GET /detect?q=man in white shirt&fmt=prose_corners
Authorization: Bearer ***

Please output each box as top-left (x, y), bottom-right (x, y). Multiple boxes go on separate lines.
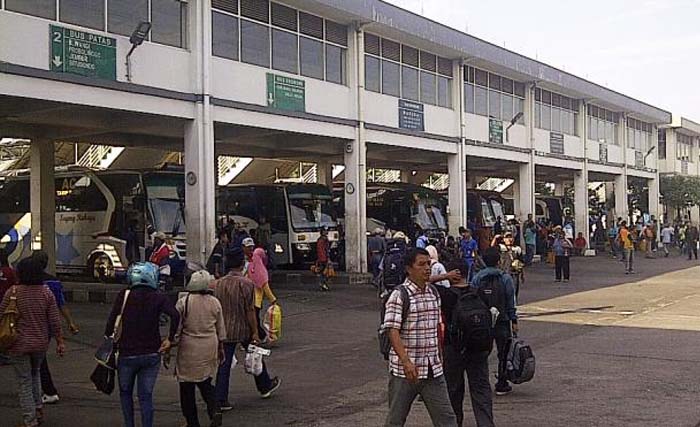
top-left (661, 224), bottom-right (675, 258)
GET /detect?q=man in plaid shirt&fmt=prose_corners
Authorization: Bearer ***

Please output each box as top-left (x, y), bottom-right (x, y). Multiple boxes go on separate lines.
top-left (383, 248), bottom-right (457, 426)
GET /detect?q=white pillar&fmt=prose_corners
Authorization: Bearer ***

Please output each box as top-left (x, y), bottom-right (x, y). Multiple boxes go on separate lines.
top-left (447, 148), bottom-right (467, 237)
top-left (648, 174), bottom-right (660, 224)
top-left (345, 24), bottom-right (367, 273)
top-left (517, 162), bottom-right (535, 222)
top-left (316, 161), bottom-right (333, 187)
top-left (30, 140), bottom-right (56, 274)
top-left (344, 139), bottom-right (367, 273)
top-left (574, 169), bottom-right (589, 244)
top-left (185, 0), bottom-right (216, 265)
top-left (614, 174), bottom-right (628, 223)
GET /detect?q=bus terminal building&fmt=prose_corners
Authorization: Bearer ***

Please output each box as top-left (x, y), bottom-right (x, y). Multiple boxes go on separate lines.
top-left (0, 0), bottom-right (677, 274)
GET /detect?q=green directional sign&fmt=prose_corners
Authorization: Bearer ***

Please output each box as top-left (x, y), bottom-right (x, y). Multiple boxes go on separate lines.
top-left (266, 73), bottom-right (305, 112)
top-left (50, 25), bottom-right (117, 80)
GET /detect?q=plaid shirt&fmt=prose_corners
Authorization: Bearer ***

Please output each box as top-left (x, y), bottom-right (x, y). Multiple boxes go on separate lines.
top-left (383, 280), bottom-right (443, 379)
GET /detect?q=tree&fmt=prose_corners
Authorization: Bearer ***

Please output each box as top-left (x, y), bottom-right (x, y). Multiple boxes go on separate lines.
top-left (660, 175), bottom-right (700, 219)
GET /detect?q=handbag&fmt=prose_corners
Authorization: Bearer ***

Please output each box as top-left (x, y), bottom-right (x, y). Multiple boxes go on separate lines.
top-left (90, 363), bottom-right (115, 395)
top-left (95, 290), bottom-right (130, 369)
top-left (0, 286), bottom-right (19, 352)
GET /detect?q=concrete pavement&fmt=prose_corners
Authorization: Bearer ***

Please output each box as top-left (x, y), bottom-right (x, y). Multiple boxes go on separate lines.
top-left (2, 254), bottom-right (700, 426)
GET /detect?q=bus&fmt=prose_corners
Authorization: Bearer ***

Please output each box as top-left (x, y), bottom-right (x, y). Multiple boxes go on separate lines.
top-left (0, 166), bottom-right (186, 281)
top-left (217, 183), bottom-right (339, 267)
top-left (334, 183), bottom-right (448, 239)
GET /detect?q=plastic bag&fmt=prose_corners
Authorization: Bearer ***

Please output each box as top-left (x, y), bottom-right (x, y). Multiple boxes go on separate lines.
top-left (244, 344), bottom-right (270, 376)
top-left (263, 304), bottom-right (283, 343)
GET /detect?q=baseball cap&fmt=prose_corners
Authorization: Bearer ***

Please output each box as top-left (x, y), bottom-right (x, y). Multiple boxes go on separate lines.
top-left (242, 237), bottom-right (255, 247)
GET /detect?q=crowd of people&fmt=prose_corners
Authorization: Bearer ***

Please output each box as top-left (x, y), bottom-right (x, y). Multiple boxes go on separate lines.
top-left (1, 235), bottom-right (282, 427)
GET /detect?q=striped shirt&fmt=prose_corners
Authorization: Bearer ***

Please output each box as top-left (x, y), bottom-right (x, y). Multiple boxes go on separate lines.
top-left (212, 271), bottom-right (254, 343)
top-left (0, 285), bottom-right (62, 355)
top-left (383, 280), bottom-right (443, 379)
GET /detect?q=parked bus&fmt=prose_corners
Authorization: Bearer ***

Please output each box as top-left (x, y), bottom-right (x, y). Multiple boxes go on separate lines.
top-left (334, 183), bottom-right (448, 240)
top-left (217, 183), bottom-right (339, 267)
top-left (0, 166), bottom-right (186, 281)
top-left (502, 195), bottom-right (564, 225)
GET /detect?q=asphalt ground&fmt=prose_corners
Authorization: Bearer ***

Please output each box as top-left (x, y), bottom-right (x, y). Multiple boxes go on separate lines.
top-left (2, 250), bottom-right (700, 426)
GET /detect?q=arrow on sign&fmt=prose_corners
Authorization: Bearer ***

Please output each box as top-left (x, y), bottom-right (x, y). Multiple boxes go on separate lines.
top-left (52, 56), bottom-right (63, 68)
top-left (267, 92), bottom-right (275, 106)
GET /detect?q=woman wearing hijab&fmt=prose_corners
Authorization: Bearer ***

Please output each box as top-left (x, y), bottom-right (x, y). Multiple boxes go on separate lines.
top-left (172, 270), bottom-right (225, 427)
top-left (426, 245), bottom-right (460, 288)
top-left (248, 246), bottom-right (277, 342)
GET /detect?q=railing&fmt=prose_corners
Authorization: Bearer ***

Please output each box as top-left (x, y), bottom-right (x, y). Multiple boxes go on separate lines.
top-left (478, 177), bottom-right (514, 193)
top-left (77, 145), bottom-right (124, 169)
top-left (217, 155), bottom-right (253, 186)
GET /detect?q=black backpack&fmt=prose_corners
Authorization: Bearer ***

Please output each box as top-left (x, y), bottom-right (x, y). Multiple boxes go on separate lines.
top-left (476, 274), bottom-right (507, 323)
top-left (449, 288), bottom-right (494, 354)
top-left (381, 239), bottom-right (407, 289)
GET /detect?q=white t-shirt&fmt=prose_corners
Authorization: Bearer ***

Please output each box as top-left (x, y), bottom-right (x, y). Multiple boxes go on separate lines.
top-left (661, 227), bottom-right (674, 244)
top-left (431, 261), bottom-right (450, 288)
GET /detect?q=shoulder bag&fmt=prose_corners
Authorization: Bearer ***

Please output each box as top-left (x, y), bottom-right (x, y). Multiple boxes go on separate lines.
top-left (94, 290), bottom-right (130, 369)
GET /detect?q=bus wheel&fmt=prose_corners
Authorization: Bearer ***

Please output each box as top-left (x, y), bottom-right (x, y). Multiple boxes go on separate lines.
top-left (91, 254), bottom-right (114, 283)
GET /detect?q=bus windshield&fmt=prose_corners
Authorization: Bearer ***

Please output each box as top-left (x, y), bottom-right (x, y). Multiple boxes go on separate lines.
top-left (144, 174), bottom-right (186, 236)
top-left (414, 201), bottom-right (447, 231)
top-left (288, 194), bottom-right (336, 231)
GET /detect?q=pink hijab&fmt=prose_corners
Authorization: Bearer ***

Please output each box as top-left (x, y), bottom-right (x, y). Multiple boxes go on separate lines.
top-left (248, 247), bottom-right (269, 289)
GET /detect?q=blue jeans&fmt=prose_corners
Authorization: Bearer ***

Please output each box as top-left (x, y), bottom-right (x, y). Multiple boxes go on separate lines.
top-left (215, 342), bottom-right (273, 403)
top-left (10, 352), bottom-right (44, 427)
top-left (117, 353), bottom-right (161, 427)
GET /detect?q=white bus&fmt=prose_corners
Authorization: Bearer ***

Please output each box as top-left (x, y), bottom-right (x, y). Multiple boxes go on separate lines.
top-left (0, 166), bottom-right (186, 281)
top-left (217, 183), bottom-right (339, 267)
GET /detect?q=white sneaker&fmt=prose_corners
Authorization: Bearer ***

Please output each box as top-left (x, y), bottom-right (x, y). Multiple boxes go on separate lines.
top-left (42, 394), bottom-right (60, 404)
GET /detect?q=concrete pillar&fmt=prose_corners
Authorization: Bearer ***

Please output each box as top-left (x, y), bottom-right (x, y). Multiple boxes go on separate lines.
top-left (399, 170), bottom-right (410, 183)
top-left (345, 24), bottom-right (367, 273)
top-left (30, 140), bottom-right (56, 274)
top-left (648, 174), bottom-right (660, 225)
top-left (184, 0), bottom-right (216, 265)
top-left (614, 173), bottom-right (628, 223)
top-left (447, 147), bottom-right (467, 236)
top-left (316, 161), bottom-right (333, 188)
top-left (574, 169), bottom-right (589, 244)
top-left (517, 162), bottom-right (535, 222)
top-left (344, 139), bottom-right (367, 273)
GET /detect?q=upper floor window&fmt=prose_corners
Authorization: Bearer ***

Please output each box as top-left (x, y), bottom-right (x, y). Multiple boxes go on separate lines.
top-left (211, 0), bottom-right (348, 85)
top-left (464, 66), bottom-right (525, 124)
top-left (627, 118), bottom-right (653, 153)
top-left (535, 88), bottom-right (578, 136)
top-left (587, 105), bottom-right (619, 145)
top-left (364, 33), bottom-right (453, 108)
top-left (677, 132), bottom-right (694, 162)
top-left (658, 129), bottom-right (666, 160)
top-left (3, 0), bottom-right (188, 48)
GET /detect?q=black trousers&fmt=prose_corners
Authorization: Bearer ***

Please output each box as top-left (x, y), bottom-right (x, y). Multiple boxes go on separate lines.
top-left (688, 241), bottom-right (698, 259)
top-left (494, 322), bottom-right (512, 390)
top-left (255, 306), bottom-right (267, 341)
top-left (40, 357), bottom-right (58, 396)
top-left (443, 345), bottom-right (494, 427)
top-left (179, 378), bottom-right (218, 427)
top-left (554, 255), bottom-right (570, 280)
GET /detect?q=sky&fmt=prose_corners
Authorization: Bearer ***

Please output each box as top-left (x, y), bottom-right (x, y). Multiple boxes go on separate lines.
top-left (386, 0), bottom-right (700, 121)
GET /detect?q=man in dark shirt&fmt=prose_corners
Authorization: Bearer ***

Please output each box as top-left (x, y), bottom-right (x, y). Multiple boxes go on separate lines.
top-left (367, 228), bottom-right (386, 285)
top-left (207, 229), bottom-right (230, 278)
top-left (438, 260), bottom-right (494, 427)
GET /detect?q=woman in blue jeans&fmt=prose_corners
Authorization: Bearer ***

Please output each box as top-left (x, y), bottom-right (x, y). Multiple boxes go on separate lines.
top-left (104, 262), bottom-right (180, 427)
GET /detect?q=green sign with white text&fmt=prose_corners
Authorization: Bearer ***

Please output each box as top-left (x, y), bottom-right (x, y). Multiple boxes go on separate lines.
top-left (50, 25), bottom-right (117, 80)
top-left (266, 73), bottom-right (305, 112)
top-left (489, 118), bottom-right (503, 144)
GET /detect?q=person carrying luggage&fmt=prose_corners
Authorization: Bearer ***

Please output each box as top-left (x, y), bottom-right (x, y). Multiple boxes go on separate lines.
top-left (470, 247), bottom-right (518, 396)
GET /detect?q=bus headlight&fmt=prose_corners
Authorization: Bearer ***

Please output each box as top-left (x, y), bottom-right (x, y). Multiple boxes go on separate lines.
top-left (295, 243), bottom-right (311, 251)
top-left (274, 244), bottom-right (284, 254)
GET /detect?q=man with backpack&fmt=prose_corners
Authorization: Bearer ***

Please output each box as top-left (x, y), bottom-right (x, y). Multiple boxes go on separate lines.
top-left (383, 248), bottom-right (457, 426)
top-left (470, 247), bottom-right (518, 396)
top-left (438, 260), bottom-right (495, 427)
